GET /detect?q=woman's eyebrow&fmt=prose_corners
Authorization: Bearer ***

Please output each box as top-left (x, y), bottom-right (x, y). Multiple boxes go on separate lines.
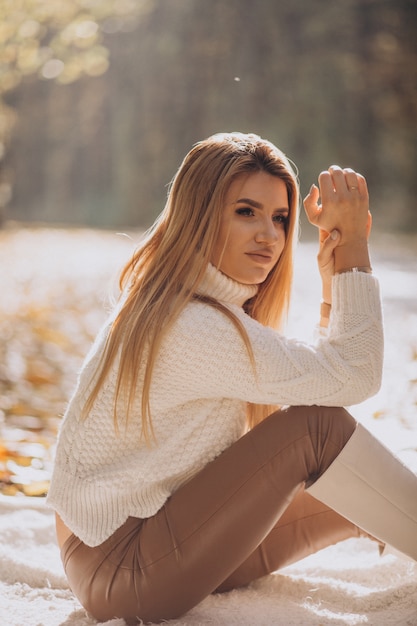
top-left (236, 197), bottom-right (289, 212)
top-left (236, 197), bottom-right (263, 208)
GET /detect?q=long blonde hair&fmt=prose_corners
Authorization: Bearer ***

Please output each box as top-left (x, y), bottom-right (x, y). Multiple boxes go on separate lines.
top-left (83, 132), bottom-right (299, 440)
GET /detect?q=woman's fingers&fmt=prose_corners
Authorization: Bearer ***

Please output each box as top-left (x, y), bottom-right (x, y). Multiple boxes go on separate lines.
top-left (357, 172), bottom-right (369, 199)
top-left (304, 165), bottom-right (370, 237)
top-left (323, 166), bottom-right (368, 199)
top-left (318, 228), bottom-right (340, 265)
top-left (317, 170), bottom-right (335, 203)
top-left (341, 167), bottom-right (359, 193)
top-left (366, 210), bottom-right (372, 239)
top-left (321, 166), bottom-right (357, 195)
top-left (317, 229), bottom-right (340, 302)
top-left (303, 183), bottom-right (321, 226)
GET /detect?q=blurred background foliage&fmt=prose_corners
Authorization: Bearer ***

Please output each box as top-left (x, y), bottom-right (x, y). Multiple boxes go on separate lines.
top-left (0, 0), bottom-right (416, 496)
top-left (0, 0), bottom-right (416, 232)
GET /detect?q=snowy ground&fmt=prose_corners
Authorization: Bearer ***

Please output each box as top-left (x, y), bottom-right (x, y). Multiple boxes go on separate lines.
top-left (0, 227), bottom-right (416, 626)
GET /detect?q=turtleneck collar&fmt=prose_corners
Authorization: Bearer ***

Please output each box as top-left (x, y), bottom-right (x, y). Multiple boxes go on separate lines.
top-left (197, 263), bottom-right (258, 308)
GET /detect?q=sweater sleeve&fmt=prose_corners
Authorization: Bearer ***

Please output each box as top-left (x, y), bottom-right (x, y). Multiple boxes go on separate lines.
top-left (152, 272), bottom-right (383, 409)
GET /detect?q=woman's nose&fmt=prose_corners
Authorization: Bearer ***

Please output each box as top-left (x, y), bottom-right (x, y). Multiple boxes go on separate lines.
top-left (255, 219), bottom-right (279, 243)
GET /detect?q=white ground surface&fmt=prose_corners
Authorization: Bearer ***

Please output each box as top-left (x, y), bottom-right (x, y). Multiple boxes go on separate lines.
top-left (0, 228), bottom-right (416, 626)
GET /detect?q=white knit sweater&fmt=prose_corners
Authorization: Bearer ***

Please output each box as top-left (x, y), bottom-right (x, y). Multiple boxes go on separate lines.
top-left (47, 264), bottom-right (383, 547)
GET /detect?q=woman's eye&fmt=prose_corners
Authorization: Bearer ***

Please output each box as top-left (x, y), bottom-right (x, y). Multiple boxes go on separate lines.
top-left (273, 214), bottom-right (289, 225)
top-left (236, 207), bottom-right (254, 217)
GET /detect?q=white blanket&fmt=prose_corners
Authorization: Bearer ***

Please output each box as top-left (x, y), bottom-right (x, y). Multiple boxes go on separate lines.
top-left (0, 494), bottom-right (416, 625)
top-left (1, 232), bottom-right (416, 625)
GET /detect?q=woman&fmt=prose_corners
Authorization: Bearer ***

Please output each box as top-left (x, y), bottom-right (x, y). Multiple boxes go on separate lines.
top-left (47, 132), bottom-right (417, 624)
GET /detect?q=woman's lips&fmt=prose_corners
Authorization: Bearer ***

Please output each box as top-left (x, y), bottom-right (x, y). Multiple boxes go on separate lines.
top-left (245, 252), bottom-right (274, 265)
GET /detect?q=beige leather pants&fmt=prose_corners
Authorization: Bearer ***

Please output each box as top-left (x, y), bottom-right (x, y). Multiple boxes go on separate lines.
top-left (61, 406), bottom-right (362, 624)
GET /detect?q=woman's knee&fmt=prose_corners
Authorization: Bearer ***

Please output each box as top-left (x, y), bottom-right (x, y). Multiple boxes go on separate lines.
top-left (289, 406), bottom-right (357, 481)
top-left (280, 405), bottom-right (356, 434)
top-left (252, 405), bottom-right (356, 453)
top-left (313, 405), bottom-right (356, 441)
top-left (275, 405), bottom-right (357, 471)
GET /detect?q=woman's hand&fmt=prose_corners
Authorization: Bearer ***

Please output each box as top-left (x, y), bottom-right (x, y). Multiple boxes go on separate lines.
top-left (317, 228), bottom-right (340, 304)
top-left (304, 166), bottom-right (370, 240)
top-left (304, 166), bottom-right (372, 276)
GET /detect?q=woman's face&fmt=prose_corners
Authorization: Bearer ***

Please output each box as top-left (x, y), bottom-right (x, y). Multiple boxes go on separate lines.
top-left (211, 171), bottom-right (289, 285)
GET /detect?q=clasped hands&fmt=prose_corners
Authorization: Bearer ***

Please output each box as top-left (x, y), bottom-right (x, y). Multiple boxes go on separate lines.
top-left (304, 165), bottom-right (372, 305)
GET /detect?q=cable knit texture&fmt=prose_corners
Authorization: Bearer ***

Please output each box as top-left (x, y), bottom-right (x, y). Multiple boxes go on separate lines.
top-left (47, 264), bottom-right (383, 546)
